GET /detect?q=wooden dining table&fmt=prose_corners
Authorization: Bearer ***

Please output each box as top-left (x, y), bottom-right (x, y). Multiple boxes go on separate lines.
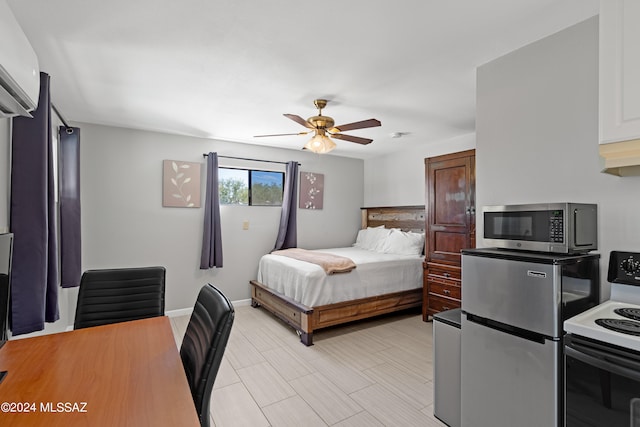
top-left (0, 316), bottom-right (200, 426)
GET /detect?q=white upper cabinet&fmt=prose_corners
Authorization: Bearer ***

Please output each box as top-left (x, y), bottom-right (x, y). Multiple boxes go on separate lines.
top-left (600, 0), bottom-right (640, 144)
top-left (599, 0), bottom-right (640, 176)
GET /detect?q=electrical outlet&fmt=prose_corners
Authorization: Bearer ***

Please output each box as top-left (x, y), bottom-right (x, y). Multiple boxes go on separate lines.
top-left (242, 221), bottom-right (249, 230)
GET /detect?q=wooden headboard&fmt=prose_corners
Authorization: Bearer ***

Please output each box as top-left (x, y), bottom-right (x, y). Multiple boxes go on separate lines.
top-left (361, 206), bottom-right (426, 233)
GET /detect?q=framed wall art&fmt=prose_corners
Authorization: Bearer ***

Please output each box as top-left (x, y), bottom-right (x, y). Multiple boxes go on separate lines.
top-left (162, 160), bottom-right (201, 208)
top-left (299, 171), bottom-right (324, 210)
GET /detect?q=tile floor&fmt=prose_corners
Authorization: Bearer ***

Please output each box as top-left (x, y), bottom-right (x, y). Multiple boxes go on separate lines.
top-left (170, 305), bottom-right (446, 427)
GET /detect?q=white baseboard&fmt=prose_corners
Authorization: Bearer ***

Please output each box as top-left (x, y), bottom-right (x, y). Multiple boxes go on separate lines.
top-left (165, 307), bottom-right (194, 318)
top-left (165, 298), bottom-right (252, 318)
top-left (233, 298), bottom-right (252, 307)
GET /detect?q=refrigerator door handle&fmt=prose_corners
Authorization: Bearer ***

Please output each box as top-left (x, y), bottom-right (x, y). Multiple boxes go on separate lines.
top-left (465, 312), bottom-right (548, 344)
top-left (565, 344), bottom-right (640, 382)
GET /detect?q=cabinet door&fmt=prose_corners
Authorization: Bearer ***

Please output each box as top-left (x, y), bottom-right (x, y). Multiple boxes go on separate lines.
top-left (600, 0), bottom-right (640, 144)
top-left (426, 151), bottom-right (475, 265)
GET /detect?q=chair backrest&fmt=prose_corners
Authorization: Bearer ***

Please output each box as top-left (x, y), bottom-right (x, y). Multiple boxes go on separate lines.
top-left (180, 284), bottom-right (234, 427)
top-left (74, 266), bottom-right (166, 330)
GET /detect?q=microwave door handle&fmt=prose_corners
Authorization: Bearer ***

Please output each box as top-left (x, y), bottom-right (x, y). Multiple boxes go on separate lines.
top-left (565, 345), bottom-right (640, 382)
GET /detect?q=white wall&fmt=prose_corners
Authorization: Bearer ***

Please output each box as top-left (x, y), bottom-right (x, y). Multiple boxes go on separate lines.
top-left (79, 123), bottom-right (364, 315)
top-left (476, 16), bottom-right (640, 299)
top-left (363, 133), bottom-right (475, 207)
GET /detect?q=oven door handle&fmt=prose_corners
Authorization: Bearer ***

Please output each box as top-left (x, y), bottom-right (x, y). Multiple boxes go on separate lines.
top-left (565, 345), bottom-right (640, 382)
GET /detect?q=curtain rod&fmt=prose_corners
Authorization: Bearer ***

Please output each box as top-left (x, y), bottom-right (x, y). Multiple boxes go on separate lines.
top-left (202, 153), bottom-right (300, 166)
top-left (52, 103), bottom-right (74, 133)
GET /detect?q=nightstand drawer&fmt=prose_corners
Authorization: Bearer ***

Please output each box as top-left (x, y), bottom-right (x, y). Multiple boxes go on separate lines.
top-left (428, 295), bottom-right (460, 313)
top-left (426, 263), bottom-right (461, 281)
top-left (427, 274), bottom-right (460, 288)
top-left (428, 280), bottom-right (461, 300)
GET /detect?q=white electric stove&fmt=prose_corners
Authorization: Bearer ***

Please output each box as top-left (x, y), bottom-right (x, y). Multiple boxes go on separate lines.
top-left (564, 300), bottom-right (640, 352)
top-left (563, 251), bottom-right (640, 427)
top-left (564, 251), bottom-right (640, 352)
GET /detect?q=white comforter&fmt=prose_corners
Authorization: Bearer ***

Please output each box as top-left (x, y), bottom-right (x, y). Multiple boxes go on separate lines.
top-left (257, 247), bottom-right (422, 307)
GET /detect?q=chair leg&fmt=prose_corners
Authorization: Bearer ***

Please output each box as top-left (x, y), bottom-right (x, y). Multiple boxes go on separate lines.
top-left (199, 409), bottom-right (211, 427)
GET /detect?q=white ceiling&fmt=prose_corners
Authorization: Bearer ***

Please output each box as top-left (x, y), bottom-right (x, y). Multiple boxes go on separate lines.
top-left (8, 0), bottom-right (598, 159)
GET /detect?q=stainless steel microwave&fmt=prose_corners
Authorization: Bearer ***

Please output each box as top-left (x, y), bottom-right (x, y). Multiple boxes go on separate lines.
top-left (483, 203), bottom-right (597, 253)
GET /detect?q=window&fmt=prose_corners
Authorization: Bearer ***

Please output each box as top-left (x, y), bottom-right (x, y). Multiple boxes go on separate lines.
top-left (218, 167), bottom-right (284, 206)
top-left (251, 170), bottom-right (284, 206)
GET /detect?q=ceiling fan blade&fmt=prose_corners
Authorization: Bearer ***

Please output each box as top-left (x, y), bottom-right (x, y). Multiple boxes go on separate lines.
top-left (331, 133), bottom-right (373, 145)
top-left (330, 118), bottom-right (381, 132)
top-left (254, 131), bottom-right (310, 137)
top-left (283, 114), bottom-right (315, 129)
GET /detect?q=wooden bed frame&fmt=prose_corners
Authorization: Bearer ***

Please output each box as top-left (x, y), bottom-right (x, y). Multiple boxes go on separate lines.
top-left (250, 206), bottom-right (426, 346)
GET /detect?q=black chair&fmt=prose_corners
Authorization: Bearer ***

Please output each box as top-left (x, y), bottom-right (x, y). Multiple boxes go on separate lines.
top-left (180, 284), bottom-right (234, 427)
top-left (73, 266), bottom-right (166, 330)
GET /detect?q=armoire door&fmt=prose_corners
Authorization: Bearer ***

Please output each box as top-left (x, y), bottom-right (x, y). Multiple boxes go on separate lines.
top-left (426, 150), bottom-right (475, 265)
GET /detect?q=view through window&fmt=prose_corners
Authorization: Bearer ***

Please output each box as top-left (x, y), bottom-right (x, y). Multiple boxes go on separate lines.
top-left (218, 168), bottom-right (284, 206)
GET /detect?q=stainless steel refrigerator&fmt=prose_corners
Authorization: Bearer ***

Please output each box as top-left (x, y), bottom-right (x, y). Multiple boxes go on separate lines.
top-left (460, 248), bottom-right (599, 427)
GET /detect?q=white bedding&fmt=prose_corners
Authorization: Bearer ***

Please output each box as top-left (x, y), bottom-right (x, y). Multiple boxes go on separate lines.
top-left (256, 247), bottom-right (423, 307)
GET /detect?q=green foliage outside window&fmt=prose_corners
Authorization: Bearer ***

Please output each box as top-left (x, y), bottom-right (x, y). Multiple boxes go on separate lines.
top-left (218, 168), bottom-right (283, 206)
top-left (219, 177), bottom-right (248, 205)
top-left (250, 170), bottom-right (283, 206)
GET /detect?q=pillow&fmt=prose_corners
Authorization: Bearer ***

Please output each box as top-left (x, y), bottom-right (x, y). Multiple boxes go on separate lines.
top-left (354, 226), bottom-right (383, 247)
top-left (353, 228), bottom-right (369, 248)
top-left (380, 229), bottom-right (425, 255)
top-left (354, 227), bottom-right (391, 251)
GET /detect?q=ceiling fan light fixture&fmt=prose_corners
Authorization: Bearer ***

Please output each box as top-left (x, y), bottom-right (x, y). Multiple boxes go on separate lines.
top-left (258, 99), bottom-right (380, 151)
top-left (304, 133), bottom-right (336, 154)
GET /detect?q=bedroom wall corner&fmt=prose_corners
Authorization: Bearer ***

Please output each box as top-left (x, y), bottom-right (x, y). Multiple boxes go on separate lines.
top-left (363, 132), bottom-right (475, 207)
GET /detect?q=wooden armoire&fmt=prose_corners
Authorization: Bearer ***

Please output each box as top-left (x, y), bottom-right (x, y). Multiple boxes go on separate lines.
top-left (422, 149), bottom-right (476, 321)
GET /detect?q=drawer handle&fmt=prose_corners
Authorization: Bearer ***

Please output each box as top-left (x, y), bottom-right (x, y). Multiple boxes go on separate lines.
top-left (443, 272), bottom-right (450, 278)
top-left (443, 289), bottom-right (451, 295)
top-left (442, 306), bottom-right (450, 311)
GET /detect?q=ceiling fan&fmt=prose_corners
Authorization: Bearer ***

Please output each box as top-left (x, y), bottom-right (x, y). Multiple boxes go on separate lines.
top-left (254, 99), bottom-right (381, 153)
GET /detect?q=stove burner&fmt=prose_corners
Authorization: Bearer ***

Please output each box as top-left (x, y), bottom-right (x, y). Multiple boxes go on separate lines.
top-left (614, 307), bottom-right (640, 321)
top-left (595, 318), bottom-right (640, 336)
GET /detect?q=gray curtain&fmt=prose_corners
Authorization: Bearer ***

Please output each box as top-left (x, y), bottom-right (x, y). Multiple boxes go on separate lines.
top-left (200, 152), bottom-right (223, 269)
top-left (273, 161), bottom-right (298, 250)
top-left (10, 72), bottom-right (59, 335)
top-left (59, 126), bottom-right (82, 288)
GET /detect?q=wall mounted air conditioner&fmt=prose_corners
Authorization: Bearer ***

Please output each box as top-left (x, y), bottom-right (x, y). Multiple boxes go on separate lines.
top-left (0, 0), bottom-right (40, 118)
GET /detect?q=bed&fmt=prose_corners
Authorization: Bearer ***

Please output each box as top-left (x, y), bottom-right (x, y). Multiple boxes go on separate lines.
top-left (250, 206), bottom-right (425, 345)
